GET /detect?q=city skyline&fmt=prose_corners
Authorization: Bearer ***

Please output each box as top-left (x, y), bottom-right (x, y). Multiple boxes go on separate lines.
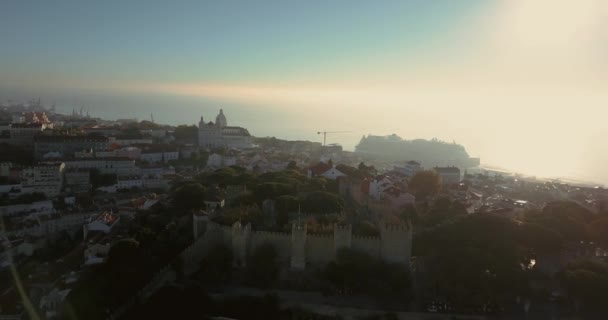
top-left (2, 0), bottom-right (608, 183)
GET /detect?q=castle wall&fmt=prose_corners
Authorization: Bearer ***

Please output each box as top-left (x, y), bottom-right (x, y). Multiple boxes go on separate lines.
top-left (192, 219), bottom-right (412, 271)
top-left (380, 224), bottom-right (413, 266)
top-left (249, 231), bottom-right (292, 263)
top-left (352, 236), bottom-right (381, 259)
top-left (333, 224), bottom-right (352, 254)
top-left (306, 234), bottom-right (334, 266)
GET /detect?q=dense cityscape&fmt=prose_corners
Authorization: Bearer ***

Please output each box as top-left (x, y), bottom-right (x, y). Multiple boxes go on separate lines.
top-left (0, 100), bottom-right (607, 319)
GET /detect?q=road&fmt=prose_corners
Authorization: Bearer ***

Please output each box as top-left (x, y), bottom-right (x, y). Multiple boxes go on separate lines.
top-left (212, 286), bottom-right (486, 320)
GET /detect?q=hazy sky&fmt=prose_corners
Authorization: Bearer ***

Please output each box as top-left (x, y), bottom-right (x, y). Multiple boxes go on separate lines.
top-left (1, 0), bottom-right (608, 183)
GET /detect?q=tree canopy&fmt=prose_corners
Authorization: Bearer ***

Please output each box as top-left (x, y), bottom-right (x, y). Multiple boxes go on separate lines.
top-left (172, 182), bottom-right (206, 213)
top-left (301, 191), bottom-right (344, 214)
top-left (409, 170), bottom-right (441, 198)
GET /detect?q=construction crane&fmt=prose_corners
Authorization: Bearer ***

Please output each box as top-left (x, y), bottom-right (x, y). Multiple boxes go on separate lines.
top-left (317, 131), bottom-right (351, 146)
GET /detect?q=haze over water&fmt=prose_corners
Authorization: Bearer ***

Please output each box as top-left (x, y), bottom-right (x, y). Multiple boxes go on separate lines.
top-left (2, 0), bottom-right (608, 184)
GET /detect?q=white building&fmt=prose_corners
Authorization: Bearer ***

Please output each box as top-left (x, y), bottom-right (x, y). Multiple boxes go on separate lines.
top-left (116, 174), bottom-right (169, 191)
top-left (9, 123), bottom-right (46, 145)
top-left (75, 147), bottom-right (142, 160)
top-left (320, 166), bottom-right (347, 181)
top-left (198, 109), bottom-right (253, 149)
top-left (64, 169), bottom-right (91, 193)
top-left (108, 137), bottom-right (153, 146)
top-left (116, 175), bottom-right (144, 190)
top-left (140, 150), bottom-right (179, 164)
top-left (84, 241), bottom-right (111, 265)
top-left (0, 183), bottom-right (24, 198)
top-left (369, 176), bottom-right (396, 200)
top-left (0, 162), bottom-right (13, 176)
top-left (83, 211), bottom-right (120, 237)
top-left (206, 153), bottom-right (237, 168)
top-left (0, 200), bottom-right (55, 217)
top-left (59, 158), bottom-right (137, 174)
top-left (20, 163), bottom-right (65, 198)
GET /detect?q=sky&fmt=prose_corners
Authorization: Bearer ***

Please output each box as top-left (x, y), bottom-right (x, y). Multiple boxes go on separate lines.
top-left (1, 0), bottom-right (608, 183)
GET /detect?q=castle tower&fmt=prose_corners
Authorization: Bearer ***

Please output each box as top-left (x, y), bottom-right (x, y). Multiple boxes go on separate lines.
top-left (192, 212), bottom-right (209, 240)
top-left (215, 109), bottom-right (227, 128)
top-left (231, 221), bottom-right (251, 267)
top-left (380, 221), bottom-right (413, 268)
top-left (333, 224), bottom-right (352, 256)
top-left (290, 220), bottom-right (307, 269)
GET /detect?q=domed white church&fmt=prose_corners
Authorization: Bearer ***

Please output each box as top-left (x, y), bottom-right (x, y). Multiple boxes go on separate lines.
top-left (198, 109), bottom-right (253, 149)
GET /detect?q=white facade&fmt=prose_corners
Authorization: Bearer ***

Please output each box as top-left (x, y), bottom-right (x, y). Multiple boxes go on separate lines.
top-left (140, 151), bottom-right (178, 163)
top-left (60, 158), bottom-right (137, 174)
top-left (369, 176), bottom-right (395, 200)
top-left (20, 163), bottom-right (65, 198)
top-left (108, 137), bottom-right (153, 146)
top-left (0, 183), bottom-right (24, 198)
top-left (140, 152), bottom-right (163, 163)
top-left (84, 242), bottom-right (111, 265)
top-left (320, 167), bottom-right (346, 180)
top-left (206, 153), bottom-right (237, 168)
top-left (198, 109), bottom-right (253, 149)
top-left (76, 147), bottom-right (142, 160)
top-left (116, 174), bottom-right (169, 190)
top-left (117, 175), bottom-right (144, 189)
top-left (0, 162), bottom-right (13, 176)
top-left (0, 200), bottom-right (55, 217)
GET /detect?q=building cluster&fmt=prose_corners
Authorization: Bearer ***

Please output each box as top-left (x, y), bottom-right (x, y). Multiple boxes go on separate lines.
top-left (5, 100), bottom-right (608, 319)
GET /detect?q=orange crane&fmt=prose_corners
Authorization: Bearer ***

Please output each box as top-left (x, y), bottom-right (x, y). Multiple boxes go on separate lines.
top-left (317, 131), bottom-right (351, 146)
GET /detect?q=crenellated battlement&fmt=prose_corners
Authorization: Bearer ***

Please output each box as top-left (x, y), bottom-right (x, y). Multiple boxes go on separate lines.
top-left (307, 233), bottom-right (332, 239)
top-left (334, 224), bottom-right (353, 231)
top-left (252, 230), bottom-right (291, 238)
top-left (353, 235), bottom-right (380, 241)
top-left (193, 216), bottom-right (412, 270)
top-left (380, 222), bottom-right (412, 232)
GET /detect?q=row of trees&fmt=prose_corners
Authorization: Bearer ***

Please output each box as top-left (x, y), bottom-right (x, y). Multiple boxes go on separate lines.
top-left (172, 167), bottom-right (346, 218)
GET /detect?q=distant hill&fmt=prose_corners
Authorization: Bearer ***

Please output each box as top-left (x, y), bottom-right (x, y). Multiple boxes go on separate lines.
top-left (254, 137), bottom-right (322, 152)
top-left (355, 134), bottom-right (479, 168)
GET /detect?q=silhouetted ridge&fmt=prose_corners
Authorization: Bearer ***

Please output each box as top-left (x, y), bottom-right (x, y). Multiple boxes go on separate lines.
top-left (355, 134), bottom-right (477, 167)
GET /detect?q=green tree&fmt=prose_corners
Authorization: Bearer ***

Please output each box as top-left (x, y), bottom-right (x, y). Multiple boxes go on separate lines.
top-left (172, 182), bottom-right (206, 213)
top-left (107, 238), bottom-right (140, 273)
top-left (301, 191), bottom-right (344, 214)
top-left (322, 248), bottom-right (410, 298)
top-left (558, 260), bottom-right (608, 313)
top-left (90, 169), bottom-right (117, 188)
top-left (409, 170), bottom-right (441, 198)
top-left (275, 195), bottom-right (299, 228)
top-left (174, 124), bottom-right (198, 142)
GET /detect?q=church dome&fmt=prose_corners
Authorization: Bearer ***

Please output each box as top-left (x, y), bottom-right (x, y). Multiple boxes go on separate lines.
top-left (215, 109), bottom-right (227, 128)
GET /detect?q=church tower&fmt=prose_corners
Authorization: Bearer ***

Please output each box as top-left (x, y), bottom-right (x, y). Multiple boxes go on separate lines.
top-left (216, 109), bottom-right (227, 128)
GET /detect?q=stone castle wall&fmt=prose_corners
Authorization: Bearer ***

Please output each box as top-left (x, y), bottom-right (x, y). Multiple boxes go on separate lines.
top-left (352, 235), bottom-right (381, 259)
top-left (306, 234), bottom-right (334, 265)
top-left (249, 230), bottom-right (292, 262)
top-left (190, 216), bottom-right (412, 270)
